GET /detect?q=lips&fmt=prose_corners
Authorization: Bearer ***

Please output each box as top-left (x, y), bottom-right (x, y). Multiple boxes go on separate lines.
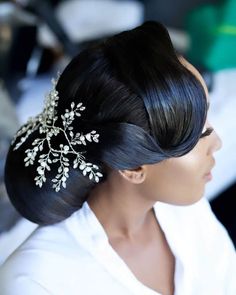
top-left (204, 172), bottom-right (213, 181)
top-left (203, 160), bottom-right (215, 181)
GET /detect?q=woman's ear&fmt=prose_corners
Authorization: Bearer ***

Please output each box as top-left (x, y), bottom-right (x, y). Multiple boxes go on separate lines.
top-left (118, 166), bottom-right (146, 184)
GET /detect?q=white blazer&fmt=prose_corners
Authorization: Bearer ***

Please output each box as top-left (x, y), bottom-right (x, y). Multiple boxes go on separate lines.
top-left (0, 197), bottom-right (235, 295)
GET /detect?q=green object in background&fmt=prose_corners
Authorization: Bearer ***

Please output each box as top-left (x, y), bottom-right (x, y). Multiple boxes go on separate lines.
top-left (186, 0), bottom-right (236, 71)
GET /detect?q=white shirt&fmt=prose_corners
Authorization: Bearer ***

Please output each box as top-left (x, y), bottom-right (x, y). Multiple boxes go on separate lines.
top-left (0, 197), bottom-right (235, 295)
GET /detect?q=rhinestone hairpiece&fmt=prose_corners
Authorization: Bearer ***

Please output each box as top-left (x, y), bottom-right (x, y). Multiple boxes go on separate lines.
top-left (12, 77), bottom-right (103, 192)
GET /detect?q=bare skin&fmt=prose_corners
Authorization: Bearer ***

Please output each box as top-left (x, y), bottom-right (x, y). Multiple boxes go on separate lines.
top-left (87, 179), bottom-right (175, 294)
top-left (87, 61), bottom-right (222, 295)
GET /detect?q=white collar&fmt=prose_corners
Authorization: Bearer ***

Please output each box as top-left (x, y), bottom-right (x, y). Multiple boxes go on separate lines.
top-left (67, 201), bottom-right (164, 295)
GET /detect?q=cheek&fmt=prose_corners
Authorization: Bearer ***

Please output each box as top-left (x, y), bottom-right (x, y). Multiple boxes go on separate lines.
top-left (152, 151), bottom-right (206, 205)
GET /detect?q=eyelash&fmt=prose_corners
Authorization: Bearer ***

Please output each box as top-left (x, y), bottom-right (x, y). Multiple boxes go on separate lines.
top-left (200, 127), bottom-right (214, 138)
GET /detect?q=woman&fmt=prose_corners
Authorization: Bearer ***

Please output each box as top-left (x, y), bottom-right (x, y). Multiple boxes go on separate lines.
top-left (0, 21), bottom-right (235, 295)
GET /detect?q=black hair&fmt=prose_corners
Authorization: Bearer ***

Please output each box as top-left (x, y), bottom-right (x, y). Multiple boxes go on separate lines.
top-left (4, 21), bottom-right (208, 225)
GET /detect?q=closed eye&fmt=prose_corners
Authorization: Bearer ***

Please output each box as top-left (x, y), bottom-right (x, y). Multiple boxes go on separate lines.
top-left (200, 127), bottom-right (214, 138)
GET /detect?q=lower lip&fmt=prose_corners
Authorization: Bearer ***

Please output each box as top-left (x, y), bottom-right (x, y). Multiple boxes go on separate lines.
top-left (204, 172), bottom-right (213, 182)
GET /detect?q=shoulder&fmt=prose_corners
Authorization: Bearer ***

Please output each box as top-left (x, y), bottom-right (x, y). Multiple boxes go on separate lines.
top-left (154, 197), bottom-right (236, 292)
top-left (154, 197), bottom-right (235, 251)
top-left (0, 211), bottom-right (96, 294)
top-left (0, 269), bottom-right (52, 295)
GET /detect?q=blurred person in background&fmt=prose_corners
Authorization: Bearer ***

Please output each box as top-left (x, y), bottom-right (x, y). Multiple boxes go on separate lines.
top-left (0, 81), bottom-right (20, 233)
top-left (0, 21), bottom-right (235, 295)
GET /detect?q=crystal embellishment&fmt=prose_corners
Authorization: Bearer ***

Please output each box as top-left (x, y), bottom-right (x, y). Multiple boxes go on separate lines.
top-left (12, 77), bottom-right (103, 192)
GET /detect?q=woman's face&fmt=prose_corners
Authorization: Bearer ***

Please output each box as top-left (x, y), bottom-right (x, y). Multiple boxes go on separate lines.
top-left (144, 63), bottom-right (222, 205)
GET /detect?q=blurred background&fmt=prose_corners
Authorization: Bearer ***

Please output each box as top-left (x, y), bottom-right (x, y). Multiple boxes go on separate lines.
top-left (0, 0), bottom-right (235, 264)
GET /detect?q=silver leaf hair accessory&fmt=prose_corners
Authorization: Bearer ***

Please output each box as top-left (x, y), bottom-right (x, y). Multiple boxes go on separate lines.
top-left (12, 77), bottom-right (103, 192)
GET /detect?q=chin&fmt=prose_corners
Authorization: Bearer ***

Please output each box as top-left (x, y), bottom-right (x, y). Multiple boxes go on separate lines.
top-left (180, 191), bottom-right (205, 206)
top-left (163, 192), bottom-right (204, 206)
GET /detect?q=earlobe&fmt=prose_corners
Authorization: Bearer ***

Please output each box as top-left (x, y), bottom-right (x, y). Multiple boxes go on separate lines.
top-left (118, 166), bottom-right (146, 184)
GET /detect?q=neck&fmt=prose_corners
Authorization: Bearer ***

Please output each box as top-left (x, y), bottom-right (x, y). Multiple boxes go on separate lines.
top-left (87, 171), bottom-right (155, 240)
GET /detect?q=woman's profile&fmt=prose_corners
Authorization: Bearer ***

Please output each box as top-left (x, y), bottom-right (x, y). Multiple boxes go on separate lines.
top-left (0, 21), bottom-right (235, 295)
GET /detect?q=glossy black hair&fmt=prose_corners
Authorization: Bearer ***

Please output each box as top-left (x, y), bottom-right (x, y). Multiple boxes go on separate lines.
top-left (5, 21), bottom-right (208, 225)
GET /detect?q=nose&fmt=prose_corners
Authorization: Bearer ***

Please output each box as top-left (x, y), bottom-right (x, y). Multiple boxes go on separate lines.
top-left (210, 130), bottom-right (222, 154)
